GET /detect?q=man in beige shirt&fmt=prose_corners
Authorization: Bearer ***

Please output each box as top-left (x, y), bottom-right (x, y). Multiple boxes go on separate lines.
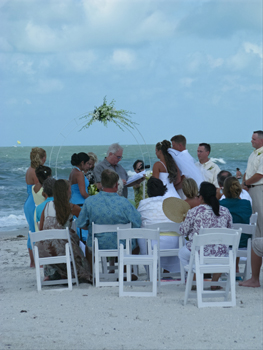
top-left (243, 130), bottom-right (263, 238)
top-left (195, 143), bottom-right (220, 187)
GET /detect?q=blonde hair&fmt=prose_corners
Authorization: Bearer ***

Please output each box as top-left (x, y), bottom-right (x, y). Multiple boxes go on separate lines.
top-left (87, 152), bottom-right (98, 164)
top-left (182, 178), bottom-right (198, 199)
top-left (223, 177), bottom-right (241, 198)
top-left (30, 147), bottom-right (46, 169)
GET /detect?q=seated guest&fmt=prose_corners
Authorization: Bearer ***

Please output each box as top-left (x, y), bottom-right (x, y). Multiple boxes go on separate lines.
top-left (239, 237), bottom-right (263, 288)
top-left (137, 177), bottom-right (181, 273)
top-left (34, 177), bottom-right (56, 231)
top-left (216, 170), bottom-right (252, 205)
top-left (94, 143), bottom-right (129, 197)
top-left (85, 152), bottom-right (98, 185)
top-left (220, 176), bottom-right (252, 248)
top-left (76, 169), bottom-right (141, 268)
top-left (182, 178), bottom-right (201, 209)
top-left (38, 179), bottom-right (92, 283)
top-left (178, 182), bottom-right (232, 285)
top-left (133, 159), bottom-right (148, 208)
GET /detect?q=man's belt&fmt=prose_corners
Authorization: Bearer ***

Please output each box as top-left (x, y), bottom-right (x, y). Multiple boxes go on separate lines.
top-left (246, 184), bottom-right (263, 188)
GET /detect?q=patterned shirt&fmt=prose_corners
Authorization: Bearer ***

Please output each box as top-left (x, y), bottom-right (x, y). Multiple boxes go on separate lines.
top-left (76, 191), bottom-right (141, 249)
top-left (180, 204), bottom-right (233, 256)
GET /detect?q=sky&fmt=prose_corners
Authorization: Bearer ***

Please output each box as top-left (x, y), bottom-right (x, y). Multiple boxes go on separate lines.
top-left (0, 0), bottom-right (262, 147)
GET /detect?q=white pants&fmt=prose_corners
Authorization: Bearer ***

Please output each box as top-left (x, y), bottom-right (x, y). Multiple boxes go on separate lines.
top-left (138, 236), bottom-right (180, 273)
top-left (178, 245), bottom-right (191, 267)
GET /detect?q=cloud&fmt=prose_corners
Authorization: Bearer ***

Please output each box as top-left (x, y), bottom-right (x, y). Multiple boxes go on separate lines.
top-left (178, 0), bottom-right (262, 38)
top-left (110, 49), bottom-right (136, 69)
top-left (243, 42), bottom-right (263, 59)
top-left (180, 78), bottom-right (195, 87)
top-left (36, 79), bottom-right (63, 94)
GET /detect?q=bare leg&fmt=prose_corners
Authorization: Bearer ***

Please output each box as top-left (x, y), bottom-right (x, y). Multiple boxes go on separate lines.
top-left (211, 273), bottom-right (222, 290)
top-left (28, 248), bottom-right (35, 268)
top-left (236, 257), bottom-right (240, 273)
top-left (239, 249), bottom-right (262, 287)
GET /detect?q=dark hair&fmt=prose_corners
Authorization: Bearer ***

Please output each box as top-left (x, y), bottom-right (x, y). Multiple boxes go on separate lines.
top-left (147, 176), bottom-right (167, 198)
top-left (253, 130), bottom-right (263, 139)
top-left (217, 170), bottom-right (232, 187)
top-left (133, 159), bottom-right (144, 171)
top-left (156, 140), bottom-right (177, 183)
top-left (42, 177), bottom-right (56, 197)
top-left (199, 182), bottom-right (220, 216)
top-left (170, 135), bottom-right (186, 147)
top-left (223, 177), bottom-right (242, 199)
top-left (101, 169), bottom-right (119, 188)
top-left (71, 152), bottom-right (89, 166)
top-left (236, 168), bottom-right (240, 171)
top-left (35, 165), bottom-right (52, 185)
top-left (53, 180), bottom-right (71, 226)
top-left (199, 143), bottom-right (211, 153)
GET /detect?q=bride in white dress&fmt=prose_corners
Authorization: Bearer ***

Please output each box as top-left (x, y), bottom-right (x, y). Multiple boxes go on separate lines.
top-left (152, 140), bottom-right (181, 199)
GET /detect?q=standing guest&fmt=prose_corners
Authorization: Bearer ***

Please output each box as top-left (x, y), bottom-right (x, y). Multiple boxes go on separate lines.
top-left (34, 177), bottom-right (56, 231)
top-left (195, 143), bottom-right (220, 187)
top-left (32, 165), bottom-right (52, 230)
top-left (182, 178), bottom-right (201, 209)
top-left (85, 152), bottom-right (98, 185)
top-left (24, 147), bottom-right (46, 267)
top-left (217, 170), bottom-right (252, 205)
top-left (137, 177), bottom-right (181, 273)
top-left (169, 135), bottom-right (204, 189)
top-left (239, 237), bottom-right (263, 288)
top-left (178, 182), bottom-right (232, 286)
top-left (94, 143), bottom-right (129, 198)
top-left (69, 152), bottom-right (91, 205)
top-left (152, 140), bottom-right (181, 199)
top-left (133, 159), bottom-right (148, 208)
top-left (38, 179), bottom-right (91, 283)
top-left (236, 168), bottom-right (242, 179)
top-left (77, 169), bottom-right (141, 270)
top-left (243, 130), bottom-right (263, 238)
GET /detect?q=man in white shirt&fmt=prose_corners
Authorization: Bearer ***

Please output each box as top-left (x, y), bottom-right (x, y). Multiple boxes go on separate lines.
top-left (168, 135), bottom-right (204, 189)
top-left (195, 143), bottom-right (220, 187)
top-left (243, 130), bottom-right (263, 238)
top-left (217, 170), bottom-right (252, 205)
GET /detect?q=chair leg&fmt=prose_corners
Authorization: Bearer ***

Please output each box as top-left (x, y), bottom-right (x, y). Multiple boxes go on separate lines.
top-left (95, 239), bottom-right (100, 287)
top-left (66, 244), bottom-right (72, 291)
top-left (34, 247), bottom-right (42, 292)
top-left (119, 246), bottom-right (124, 297)
top-left (184, 269), bottom-right (193, 305)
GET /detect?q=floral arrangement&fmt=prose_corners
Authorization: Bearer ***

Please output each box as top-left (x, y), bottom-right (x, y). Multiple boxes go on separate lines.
top-left (81, 96), bottom-right (137, 131)
top-left (88, 184), bottom-right (99, 196)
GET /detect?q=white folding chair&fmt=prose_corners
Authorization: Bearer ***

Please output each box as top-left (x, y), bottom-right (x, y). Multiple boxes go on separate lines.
top-left (233, 212), bottom-right (258, 281)
top-left (118, 228), bottom-right (160, 297)
top-left (92, 222), bottom-right (132, 287)
top-left (144, 222), bottom-right (185, 285)
top-left (184, 228), bottom-right (242, 308)
top-left (29, 228), bottom-right (79, 291)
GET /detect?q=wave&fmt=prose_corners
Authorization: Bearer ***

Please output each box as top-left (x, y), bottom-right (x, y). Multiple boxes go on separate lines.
top-left (0, 214), bottom-right (27, 230)
top-left (210, 157), bottom-right (226, 164)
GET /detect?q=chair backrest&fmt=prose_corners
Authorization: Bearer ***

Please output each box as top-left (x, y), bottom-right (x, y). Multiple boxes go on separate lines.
top-left (92, 222), bottom-right (132, 235)
top-left (117, 227), bottom-right (160, 241)
top-left (232, 223), bottom-right (256, 236)
top-left (30, 227), bottom-right (70, 245)
top-left (250, 212), bottom-right (258, 226)
top-left (194, 228), bottom-right (242, 262)
top-left (144, 222), bottom-right (181, 235)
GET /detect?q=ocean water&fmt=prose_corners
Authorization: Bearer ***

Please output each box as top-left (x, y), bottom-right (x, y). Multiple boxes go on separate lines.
top-left (0, 143), bottom-right (252, 232)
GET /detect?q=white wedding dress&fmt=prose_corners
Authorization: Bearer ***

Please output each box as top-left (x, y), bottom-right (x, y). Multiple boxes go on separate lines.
top-left (158, 161), bottom-right (181, 199)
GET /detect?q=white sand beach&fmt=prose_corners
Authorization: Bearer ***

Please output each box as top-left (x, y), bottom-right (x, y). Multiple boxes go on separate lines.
top-left (1, 228), bottom-right (263, 350)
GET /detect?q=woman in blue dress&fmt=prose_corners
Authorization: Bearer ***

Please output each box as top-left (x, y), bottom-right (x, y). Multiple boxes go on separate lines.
top-left (69, 152), bottom-right (91, 242)
top-left (24, 147), bottom-right (46, 267)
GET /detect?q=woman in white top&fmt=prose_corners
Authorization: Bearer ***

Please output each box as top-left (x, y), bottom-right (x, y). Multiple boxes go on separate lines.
top-left (152, 140), bottom-right (181, 199)
top-left (137, 177), bottom-right (180, 272)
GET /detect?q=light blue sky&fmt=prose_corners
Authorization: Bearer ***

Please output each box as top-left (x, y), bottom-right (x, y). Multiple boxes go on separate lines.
top-left (1, 0), bottom-right (262, 147)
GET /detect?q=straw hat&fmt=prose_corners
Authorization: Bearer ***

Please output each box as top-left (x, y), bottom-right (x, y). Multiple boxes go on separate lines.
top-left (162, 197), bottom-right (191, 223)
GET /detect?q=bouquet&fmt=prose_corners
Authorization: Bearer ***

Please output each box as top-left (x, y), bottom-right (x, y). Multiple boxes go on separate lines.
top-left (81, 97), bottom-right (137, 131)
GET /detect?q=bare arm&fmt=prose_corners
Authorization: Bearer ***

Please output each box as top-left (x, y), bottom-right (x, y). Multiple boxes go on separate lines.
top-left (76, 172), bottom-right (89, 199)
top-left (39, 210), bottom-right (45, 230)
top-left (244, 173), bottom-right (263, 186)
top-left (152, 162), bottom-right (161, 178)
